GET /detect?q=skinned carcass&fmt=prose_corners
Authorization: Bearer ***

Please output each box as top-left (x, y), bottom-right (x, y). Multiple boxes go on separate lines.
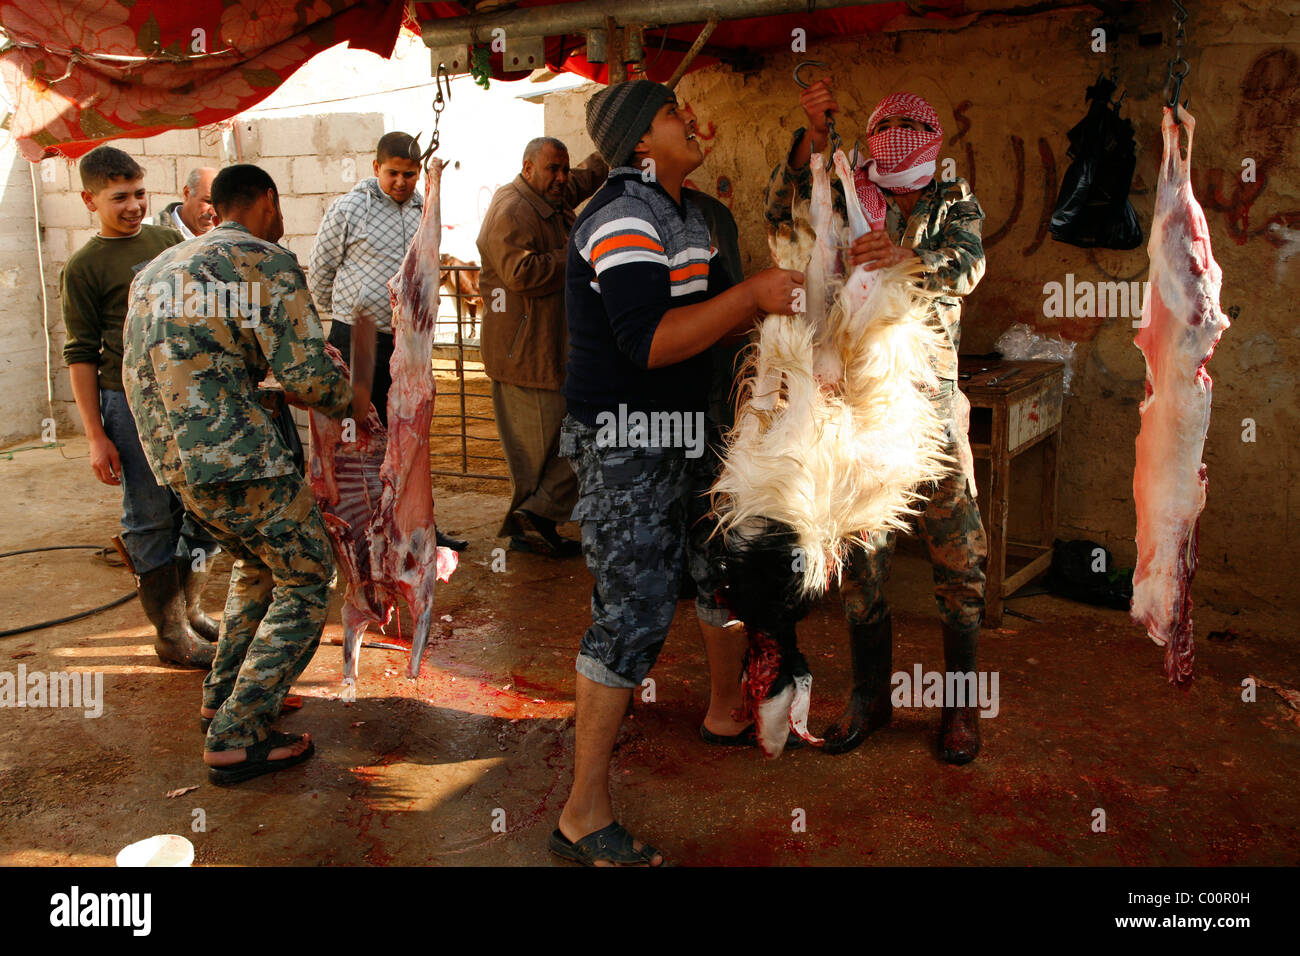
top-left (309, 160), bottom-right (458, 699)
top-left (713, 151), bottom-right (950, 755)
top-left (1131, 108), bottom-right (1229, 686)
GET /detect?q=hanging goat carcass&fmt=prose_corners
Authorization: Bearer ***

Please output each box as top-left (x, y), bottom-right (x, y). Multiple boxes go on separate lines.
top-left (1131, 107), bottom-right (1229, 686)
top-left (309, 160), bottom-right (459, 699)
top-left (712, 150), bottom-right (951, 756)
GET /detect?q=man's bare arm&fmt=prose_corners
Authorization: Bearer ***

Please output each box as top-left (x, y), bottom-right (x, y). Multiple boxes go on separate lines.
top-left (646, 268), bottom-right (803, 369)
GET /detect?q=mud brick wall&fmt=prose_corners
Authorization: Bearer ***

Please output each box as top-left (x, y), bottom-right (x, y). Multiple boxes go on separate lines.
top-left (545, 1), bottom-right (1299, 604)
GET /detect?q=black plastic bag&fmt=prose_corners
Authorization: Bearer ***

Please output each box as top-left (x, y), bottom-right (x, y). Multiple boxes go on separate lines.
top-left (1050, 77), bottom-right (1143, 250)
top-left (1045, 538), bottom-right (1134, 610)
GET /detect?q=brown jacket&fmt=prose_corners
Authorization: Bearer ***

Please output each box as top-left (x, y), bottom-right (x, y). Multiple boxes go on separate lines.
top-left (476, 153), bottom-right (607, 390)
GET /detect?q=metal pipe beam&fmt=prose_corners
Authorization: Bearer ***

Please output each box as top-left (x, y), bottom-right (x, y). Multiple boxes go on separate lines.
top-left (421, 0), bottom-right (899, 47)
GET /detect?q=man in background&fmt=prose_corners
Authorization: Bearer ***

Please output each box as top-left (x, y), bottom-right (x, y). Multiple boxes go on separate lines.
top-left (476, 137), bottom-right (606, 558)
top-left (153, 167), bottom-right (218, 238)
top-left (310, 131), bottom-right (466, 551)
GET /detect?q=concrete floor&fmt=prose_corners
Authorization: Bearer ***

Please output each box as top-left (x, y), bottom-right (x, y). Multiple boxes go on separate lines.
top-left (1, 437), bottom-right (1297, 866)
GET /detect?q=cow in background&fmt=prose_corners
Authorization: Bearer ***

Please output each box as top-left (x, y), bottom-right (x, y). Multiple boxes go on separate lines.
top-left (439, 254), bottom-right (483, 340)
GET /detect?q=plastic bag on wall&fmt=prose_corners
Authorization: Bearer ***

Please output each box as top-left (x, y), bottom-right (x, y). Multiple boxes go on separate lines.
top-left (995, 323), bottom-right (1078, 394)
top-left (1050, 77), bottom-right (1142, 250)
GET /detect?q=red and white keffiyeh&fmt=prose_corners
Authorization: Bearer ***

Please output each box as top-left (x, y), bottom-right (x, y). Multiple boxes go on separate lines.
top-left (852, 92), bottom-right (944, 227)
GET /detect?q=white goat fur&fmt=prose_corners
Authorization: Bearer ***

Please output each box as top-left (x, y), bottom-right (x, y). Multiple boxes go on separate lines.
top-left (714, 151), bottom-right (952, 595)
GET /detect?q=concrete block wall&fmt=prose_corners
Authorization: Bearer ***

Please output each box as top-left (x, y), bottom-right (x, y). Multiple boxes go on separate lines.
top-left (0, 139), bottom-right (50, 446)
top-left (232, 112), bottom-right (383, 265)
top-left (11, 112), bottom-right (384, 441)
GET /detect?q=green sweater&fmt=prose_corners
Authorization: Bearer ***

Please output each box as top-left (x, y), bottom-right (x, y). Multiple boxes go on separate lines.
top-left (61, 225), bottom-right (184, 391)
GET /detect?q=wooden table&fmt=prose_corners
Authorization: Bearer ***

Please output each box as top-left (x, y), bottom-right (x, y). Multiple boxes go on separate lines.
top-left (957, 359), bottom-right (1066, 626)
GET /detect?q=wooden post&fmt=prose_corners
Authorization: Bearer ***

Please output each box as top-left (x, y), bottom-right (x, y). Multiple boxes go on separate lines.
top-left (1041, 429), bottom-right (1060, 551)
top-left (986, 403), bottom-right (1009, 627)
top-left (666, 18), bottom-right (720, 89)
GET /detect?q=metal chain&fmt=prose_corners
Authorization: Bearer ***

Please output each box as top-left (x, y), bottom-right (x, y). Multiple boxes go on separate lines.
top-left (427, 64), bottom-right (450, 163)
top-left (1166, 0), bottom-right (1190, 121)
top-left (410, 64), bottom-right (451, 166)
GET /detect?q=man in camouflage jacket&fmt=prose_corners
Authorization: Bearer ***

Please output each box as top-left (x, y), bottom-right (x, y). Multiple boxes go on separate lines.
top-left (763, 84), bottom-right (989, 764)
top-left (123, 164), bottom-right (374, 785)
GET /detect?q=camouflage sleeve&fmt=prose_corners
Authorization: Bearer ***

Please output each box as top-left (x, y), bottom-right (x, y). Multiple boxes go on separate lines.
top-left (763, 128), bottom-right (814, 230)
top-left (913, 181), bottom-right (987, 298)
top-left (249, 246), bottom-right (353, 419)
top-left (763, 127), bottom-right (852, 230)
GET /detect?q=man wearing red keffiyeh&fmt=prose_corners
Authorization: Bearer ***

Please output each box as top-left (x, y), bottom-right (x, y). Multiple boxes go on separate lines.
top-left (764, 79), bottom-right (989, 765)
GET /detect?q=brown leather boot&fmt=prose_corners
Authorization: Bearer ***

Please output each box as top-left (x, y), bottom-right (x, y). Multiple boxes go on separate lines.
top-left (821, 613), bottom-right (893, 755)
top-left (940, 622), bottom-right (981, 764)
top-left (176, 557), bottom-right (220, 642)
top-left (137, 564), bottom-right (215, 669)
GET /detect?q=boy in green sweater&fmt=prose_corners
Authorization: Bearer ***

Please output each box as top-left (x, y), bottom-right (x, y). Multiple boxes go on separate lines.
top-left (61, 145), bottom-right (220, 668)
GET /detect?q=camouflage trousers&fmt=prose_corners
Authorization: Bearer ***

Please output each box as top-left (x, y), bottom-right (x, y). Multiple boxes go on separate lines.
top-left (175, 473), bottom-right (335, 751)
top-left (561, 415), bottom-right (730, 689)
top-left (841, 384), bottom-right (987, 636)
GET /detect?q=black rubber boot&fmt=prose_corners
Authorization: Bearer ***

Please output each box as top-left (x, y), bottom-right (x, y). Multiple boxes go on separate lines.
top-left (940, 622), bottom-right (981, 765)
top-left (435, 527), bottom-right (469, 552)
top-left (137, 564), bottom-right (215, 669)
top-left (176, 557), bottom-right (220, 643)
top-left (821, 613), bottom-right (893, 755)
top-left (511, 509), bottom-right (580, 558)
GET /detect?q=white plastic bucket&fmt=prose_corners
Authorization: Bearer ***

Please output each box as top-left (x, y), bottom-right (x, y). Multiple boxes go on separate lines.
top-left (115, 834), bottom-right (194, 867)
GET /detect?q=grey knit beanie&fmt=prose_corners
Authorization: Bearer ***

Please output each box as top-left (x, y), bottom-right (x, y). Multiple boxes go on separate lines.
top-left (585, 80), bottom-right (674, 167)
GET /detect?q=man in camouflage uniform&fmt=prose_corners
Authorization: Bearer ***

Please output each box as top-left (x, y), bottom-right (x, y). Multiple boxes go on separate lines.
top-left (765, 84), bottom-right (988, 764)
top-left (123, 164), bottom-right (374, 784)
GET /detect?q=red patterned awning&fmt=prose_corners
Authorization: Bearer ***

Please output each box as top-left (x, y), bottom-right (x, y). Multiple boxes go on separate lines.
top-left (0, 0), bottom-right (408, 160)
top-left (0, 0), bottom-right (966, 161)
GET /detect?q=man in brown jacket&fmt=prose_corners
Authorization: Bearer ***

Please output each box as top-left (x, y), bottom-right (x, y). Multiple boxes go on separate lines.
top-left (477, 137), bottom-right (607, 557)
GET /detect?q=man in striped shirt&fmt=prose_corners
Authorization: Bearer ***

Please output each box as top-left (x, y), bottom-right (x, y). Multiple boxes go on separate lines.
top-left (549, 81), bottom-right (802, 866)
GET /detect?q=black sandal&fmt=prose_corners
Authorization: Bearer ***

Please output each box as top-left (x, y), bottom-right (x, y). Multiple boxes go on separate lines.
top-left (699, 723), bottom-right (757, 746)
top-left (207, 731), bottom-right (315, 787)
top-left (699, 723), bottom-right (804, 750)
top-left (548, 822), bottom-right (663, 866)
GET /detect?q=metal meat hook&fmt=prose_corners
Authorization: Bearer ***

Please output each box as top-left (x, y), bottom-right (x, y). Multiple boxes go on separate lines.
top-left (793, 59), bottom-right (828, 89)
top-left (793, 59), bottom-right (839, 169)
top-left (1165, 56), bottom-right (1190, 123)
